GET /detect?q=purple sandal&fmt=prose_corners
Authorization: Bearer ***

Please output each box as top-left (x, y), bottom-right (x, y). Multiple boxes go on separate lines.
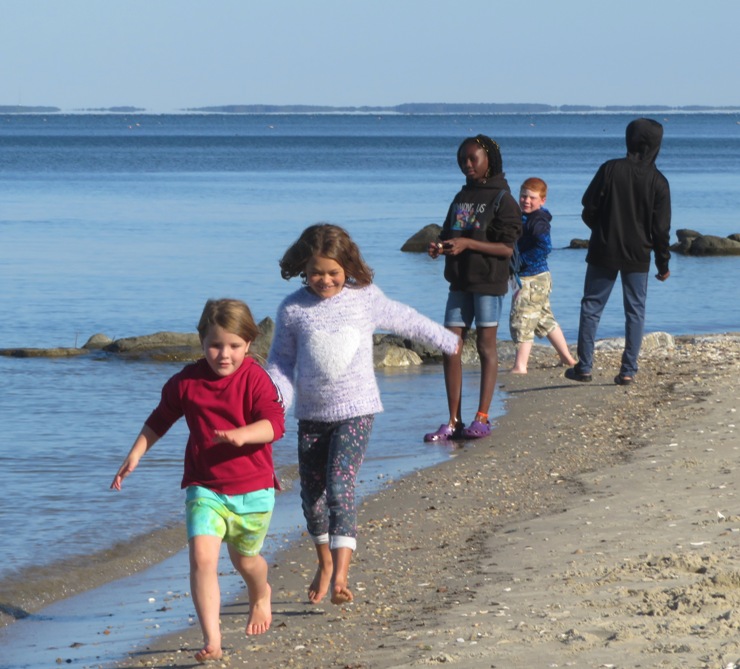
top-left (461, 420), bottom-right (492, 439)
top-left (424, 423), bottom-right (465, 443)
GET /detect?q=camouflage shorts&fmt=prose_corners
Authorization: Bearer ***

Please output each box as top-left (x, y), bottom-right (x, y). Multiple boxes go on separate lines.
top-left (509, 271), bottom-right (559, 343)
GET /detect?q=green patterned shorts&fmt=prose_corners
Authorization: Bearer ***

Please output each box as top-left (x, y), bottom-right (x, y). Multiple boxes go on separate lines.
top-left (185, 485), bottom-right (274, 556)
top-left (509, 271), bottom-right (559, 343)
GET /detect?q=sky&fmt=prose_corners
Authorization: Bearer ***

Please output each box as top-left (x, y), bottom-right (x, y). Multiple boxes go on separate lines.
top-left (2, 0), bottom-right (739, 112)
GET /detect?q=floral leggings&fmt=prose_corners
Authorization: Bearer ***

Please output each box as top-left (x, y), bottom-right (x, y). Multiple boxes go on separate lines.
top-left (297, 414), bottom-right (374, 541)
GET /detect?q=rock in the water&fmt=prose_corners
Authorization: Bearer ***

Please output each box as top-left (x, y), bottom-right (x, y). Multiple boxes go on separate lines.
top-left (671, 229), bottom-right (740, 255)
top-left (82, 333), bottom-right (113, 349)
top-left (374, 343), bottom-right (423, 367)
top-left (401, 224), bottom-right (442, 253)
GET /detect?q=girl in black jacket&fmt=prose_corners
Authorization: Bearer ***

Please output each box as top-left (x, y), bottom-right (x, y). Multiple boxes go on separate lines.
top-left (425, 134), bottom-right (521, 441)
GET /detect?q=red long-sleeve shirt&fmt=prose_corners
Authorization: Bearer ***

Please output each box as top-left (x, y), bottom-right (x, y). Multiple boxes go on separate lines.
top-left (145, 357), bottom-right (285, 495)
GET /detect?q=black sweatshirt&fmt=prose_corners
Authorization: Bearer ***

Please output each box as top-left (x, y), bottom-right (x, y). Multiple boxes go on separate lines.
top-left (440, 173), bottom-right (522, 295)
top-left (581, 118), bottom-right (671, 275)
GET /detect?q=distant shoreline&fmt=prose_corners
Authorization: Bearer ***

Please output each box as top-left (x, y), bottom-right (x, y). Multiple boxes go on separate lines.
top-left (2, 103), bottom-right (740, 115)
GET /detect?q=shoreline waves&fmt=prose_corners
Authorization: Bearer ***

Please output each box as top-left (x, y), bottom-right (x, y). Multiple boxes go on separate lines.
top-left (1, 333), bottom-right (738, 667)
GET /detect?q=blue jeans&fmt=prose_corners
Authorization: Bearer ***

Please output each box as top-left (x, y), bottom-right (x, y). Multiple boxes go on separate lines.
top-left (576, 264), bottom-right (649, 378)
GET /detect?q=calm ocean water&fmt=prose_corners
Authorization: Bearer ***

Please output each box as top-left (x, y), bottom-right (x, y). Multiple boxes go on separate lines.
top-left (0, 113), bottom-right (739, 660)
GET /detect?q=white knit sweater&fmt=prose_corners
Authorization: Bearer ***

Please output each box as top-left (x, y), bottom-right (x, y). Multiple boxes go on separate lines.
top-left (267, 284), bottom-right (458, 422)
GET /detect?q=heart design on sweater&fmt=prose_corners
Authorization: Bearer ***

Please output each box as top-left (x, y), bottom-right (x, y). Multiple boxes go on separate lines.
top-left (307, 327), bottom-right (361, 381)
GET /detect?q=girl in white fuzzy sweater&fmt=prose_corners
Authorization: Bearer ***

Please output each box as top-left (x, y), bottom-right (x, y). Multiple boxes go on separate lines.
top-left (267, 224), bottom-right (459, 606)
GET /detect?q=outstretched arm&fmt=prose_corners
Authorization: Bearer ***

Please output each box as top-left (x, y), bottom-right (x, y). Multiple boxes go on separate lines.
top-left (110, 424), bottom-right (160, 490)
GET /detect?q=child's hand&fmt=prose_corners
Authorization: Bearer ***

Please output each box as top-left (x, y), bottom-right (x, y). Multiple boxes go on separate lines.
top-left (214, 429), bottom-right (244, 447)
top-left (110, 455), bottom-right (140, 490)
top-left (439, 238), bottom-right (466, 256)
top-left (215, 421), bottom-right (274, 447)
top-left (428, 241), bottom-right (443, 259)
top-left (656, 270), bottom-right (670, 281)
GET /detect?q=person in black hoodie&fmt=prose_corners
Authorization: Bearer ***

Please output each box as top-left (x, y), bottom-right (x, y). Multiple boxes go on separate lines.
top-left (565, 118), bottom-right (671, 386)
top-left (424, 134), bottom-right (521, 441)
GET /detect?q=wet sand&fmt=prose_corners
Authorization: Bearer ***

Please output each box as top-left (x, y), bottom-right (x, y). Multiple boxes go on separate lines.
top-left (99, 333), bottom-right (740, 669)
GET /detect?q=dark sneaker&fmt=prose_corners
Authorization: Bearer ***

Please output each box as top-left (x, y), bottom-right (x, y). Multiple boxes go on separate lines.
top-left (564, 367), bottom-right (592, 382)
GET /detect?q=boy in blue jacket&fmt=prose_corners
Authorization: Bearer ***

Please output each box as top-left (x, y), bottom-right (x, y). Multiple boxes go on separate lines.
top-left (509, 177), bottom-right (576, 374)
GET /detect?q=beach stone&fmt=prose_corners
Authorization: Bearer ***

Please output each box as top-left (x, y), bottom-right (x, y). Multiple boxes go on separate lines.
top-left (401, 224), bottom-right (442, 252)
top-left (0, 347), bottom-right (87, 358)
top-left (373, 342), bottom-right (423, 367)
top-left (642, 331), bottom-right (676, 353)
top-left (104, 331), bottom-right (201, 352)
top-left (103, 332), bottom-right (202, 362)
top-left (0, 326), bottom-right (675, 368)
top-left (676, 228), bottom-right (702, 241)
top-left (568, 238), bottom-right (589, 249)
top-left (249, 317), bottom-right (274, 363)
top-left (82, 333), bottom-right (113, 349)
top-left (671, 230), bottom-right (740, 255)
top-left (373, 333), bottom-right (447, 364)
top-left (684, 333), bottom-right (740, 345)
top-left (595, 331), bottom-right (675, 354)
top-left (687, 234), bottom-right (740, 255)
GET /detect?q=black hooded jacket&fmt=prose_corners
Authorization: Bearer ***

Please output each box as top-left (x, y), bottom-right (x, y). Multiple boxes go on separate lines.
top-left (581, 118), bottom-right (671, 274)
top-left (440, 173), bottom-right (522, 295)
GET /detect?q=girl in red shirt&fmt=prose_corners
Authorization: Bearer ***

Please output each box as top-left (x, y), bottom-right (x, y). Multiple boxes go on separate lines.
top-left (111, 298), bottom-right (285, 663)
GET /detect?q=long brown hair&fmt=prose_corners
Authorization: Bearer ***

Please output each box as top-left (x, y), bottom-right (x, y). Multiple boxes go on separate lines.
top-left (279, 223), bottom-right (374, 287)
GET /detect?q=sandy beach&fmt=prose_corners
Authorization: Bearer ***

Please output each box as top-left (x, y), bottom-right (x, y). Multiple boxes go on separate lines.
top-left (1, 334), bottom-right (737, 668)
top-left (88, 332), bottom-right (738, 669)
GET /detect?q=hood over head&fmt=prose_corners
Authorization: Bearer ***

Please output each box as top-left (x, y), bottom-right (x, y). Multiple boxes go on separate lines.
top-left (625, 118), bottom-right (663, 163)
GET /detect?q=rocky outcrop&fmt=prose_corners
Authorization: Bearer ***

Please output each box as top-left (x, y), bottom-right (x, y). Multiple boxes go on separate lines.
top-left (102, 331), bottom-right (202, 361)
top-left (1, 318), bottom-right (449, 367)
top-left (594, 331), bottom-right (675, 354)
top-left (671, 229), bottom-right (740, 255)
top-left (400, 224), bottom-right (442, 253)
top-left (0, 318), bottom-right (274, 363)
top-left (403, 223), bottom-right (740, 257)
top-left (0, 323), bottom-right (684, 371)
top-left (0, 347), bottom-right (89, 358)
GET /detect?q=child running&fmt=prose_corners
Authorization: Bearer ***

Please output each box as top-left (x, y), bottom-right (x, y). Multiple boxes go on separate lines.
top-left (425, 134), bottom-right (521, 442)
top-left (266, 223), bottom-right (459, 606)
top-left (111, 298), bottom-right (285, 664)
top-left (509, 177), bottom-right (577, 373)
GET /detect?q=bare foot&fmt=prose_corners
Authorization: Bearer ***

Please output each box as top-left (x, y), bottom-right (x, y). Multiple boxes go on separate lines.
top-left (308, 564), bottom-right (332, 603)
top-left (246, 583), bottom-right (272, 635)
top-left (509, 367), bottom-right (527, 375)
top-left (195, 643), bottom-right (223, 663)
top-left (560, 357), bottom-right (578, 367)
top-left (330, 580), bottom-right (354, 605)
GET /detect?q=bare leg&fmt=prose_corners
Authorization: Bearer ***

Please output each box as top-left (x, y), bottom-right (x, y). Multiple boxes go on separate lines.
top-left (227, 544), bottom-right (272, 635)
top-left (476, 326), bottom-right (499, 416)
top-left (510, 341), bottom-right (532, 374)
top-left (189, 535), bottom-right (224, 663)
top-left (308, 542), bottom-right (332, 604)
top-left (330, 546), bottom-right (354, 605)
top-left (442, 326), bottom-right (465, 425)
top-left (546, 326), bottom-right (577, 366)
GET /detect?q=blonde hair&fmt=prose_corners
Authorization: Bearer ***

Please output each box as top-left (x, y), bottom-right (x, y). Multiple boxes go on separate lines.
top-left (197, 298), bottom-right (259, 344)
top-left (520, 177), bottom-right (547, 199)
top-left (279, 223), bottom-right (374, 287)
